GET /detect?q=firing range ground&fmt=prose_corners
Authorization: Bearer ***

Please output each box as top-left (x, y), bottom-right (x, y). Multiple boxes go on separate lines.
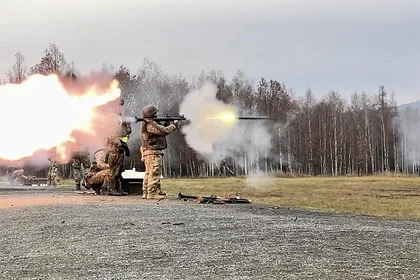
top-left (0, 184), bottom-right (419, 280)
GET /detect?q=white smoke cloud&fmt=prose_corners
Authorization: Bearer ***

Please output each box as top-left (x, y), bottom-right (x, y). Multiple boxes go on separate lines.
top-left (396, 108), bottom-right (420, 168)
top-left (179, 81), bottom-right (273, 169)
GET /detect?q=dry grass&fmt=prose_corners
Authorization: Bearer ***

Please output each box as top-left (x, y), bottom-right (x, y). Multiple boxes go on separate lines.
top-left (162, 176), bottom-right (420, 220)
top-left (56, 175), bottom-right (420, 219)
top-left (60, 179), bottom-right (76, 186)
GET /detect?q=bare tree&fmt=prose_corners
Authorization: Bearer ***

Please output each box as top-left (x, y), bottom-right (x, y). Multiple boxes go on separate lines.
top-left (17, 53), bottom-right (404, 179)
top-left (6, 52), bottom-right (27, 83)
top-left (29, 43), bottom-right (69, 75)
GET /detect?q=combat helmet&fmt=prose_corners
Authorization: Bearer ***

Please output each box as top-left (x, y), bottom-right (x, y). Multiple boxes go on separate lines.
top-left (142, 105), bottom-right (158, 118)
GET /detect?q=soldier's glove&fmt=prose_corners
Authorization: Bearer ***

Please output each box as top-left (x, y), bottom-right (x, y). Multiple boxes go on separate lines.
top-left (173, 120), bottom-right (180, 128)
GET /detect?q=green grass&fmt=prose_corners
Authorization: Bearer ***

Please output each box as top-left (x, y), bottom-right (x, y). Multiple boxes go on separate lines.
top-left (162, 176), bottom-right (420, 219)
top-left (60, 176), bottom-right (420, 219)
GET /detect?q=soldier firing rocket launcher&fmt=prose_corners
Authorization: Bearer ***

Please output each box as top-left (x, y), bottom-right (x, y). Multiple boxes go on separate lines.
top-left (133, 115), bottom-right (187, 123)
top-left (130, 114), bottom-right (273, 123)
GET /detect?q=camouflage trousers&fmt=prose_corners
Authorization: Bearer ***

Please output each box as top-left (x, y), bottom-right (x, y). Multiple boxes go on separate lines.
top-left (47, 161), bottom-right (59, 186)
top-left (85, 169), bottom-right (111, 194)
top-left (103, 145), bottom-right (124, 191)
top-left (72, 156), bottom-right (91, 185)
top-left (143, 154), bottom-right (163, 195)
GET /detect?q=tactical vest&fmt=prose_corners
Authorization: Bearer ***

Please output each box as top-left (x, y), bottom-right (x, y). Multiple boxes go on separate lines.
top-left (142, 122), bottom-right (167, 150)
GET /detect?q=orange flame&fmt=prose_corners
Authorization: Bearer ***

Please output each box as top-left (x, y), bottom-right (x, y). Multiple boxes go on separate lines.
top-left (0, 73), bottom-right (121, 163)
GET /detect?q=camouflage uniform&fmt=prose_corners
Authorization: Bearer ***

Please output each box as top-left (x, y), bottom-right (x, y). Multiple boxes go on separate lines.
top-left (47, 158), bottom-right (59, 186)
top-left (141, 146), bottom-right (147, 197)
top-left (84, 149), bottom-right (112, 195)
top-left (141, 115), bottom-right (178, 199)
top-left (115, 112), bottom-right (132, 195)
top-left (104, 135), bottom-right (126, 195)
top-left (72, 150), bottom-right (91, 190)
top-left (84, 98), bottom-right (131, 196)
top-left (84, 120), bottom-right (129, 196)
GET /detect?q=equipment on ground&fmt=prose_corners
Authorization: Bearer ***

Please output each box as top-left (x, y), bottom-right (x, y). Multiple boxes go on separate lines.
top-left (178, 193), bottom-right (251, 204)
top-left (23, 177), bottom-right (48, 186)
top-left (6, 175), bottom-right (48, 186)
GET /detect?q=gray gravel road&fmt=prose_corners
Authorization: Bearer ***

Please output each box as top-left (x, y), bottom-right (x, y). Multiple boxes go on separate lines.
top-left (0, 186), bottom-right (419, 280)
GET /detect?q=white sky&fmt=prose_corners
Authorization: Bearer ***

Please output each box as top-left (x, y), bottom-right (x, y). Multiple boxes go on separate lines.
top-left (0, 0), bottom-right (419, 104)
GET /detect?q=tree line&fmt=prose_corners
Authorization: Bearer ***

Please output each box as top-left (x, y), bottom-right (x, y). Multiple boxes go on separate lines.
top-left (2, 43), bottom-right (419, 178)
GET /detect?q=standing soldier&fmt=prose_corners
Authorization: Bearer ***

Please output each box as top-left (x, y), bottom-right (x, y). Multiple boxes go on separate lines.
top-left (47, 157), bottom-right (59, 186)
top-left (115, 98), bottom-right (131, 195)
top-left (140, 105), bottom-right (180, 199)
top-left (140, 146), bottom-right (147, 198)
top-left (72, 148), bottom-right (91, 190)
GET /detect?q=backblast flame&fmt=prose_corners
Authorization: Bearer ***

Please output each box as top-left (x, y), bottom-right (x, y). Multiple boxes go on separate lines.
top-left (0, 73), bottom-right (121, 163)
top-left (206, 112), bottom-right (238, 124)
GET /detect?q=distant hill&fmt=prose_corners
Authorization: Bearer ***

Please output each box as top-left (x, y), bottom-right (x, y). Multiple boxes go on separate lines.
top-left (397, 100), bottom-right (420, 112)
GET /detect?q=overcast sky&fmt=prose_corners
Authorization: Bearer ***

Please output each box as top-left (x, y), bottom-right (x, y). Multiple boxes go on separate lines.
top-left (0, 0), bottom-right (418, 104)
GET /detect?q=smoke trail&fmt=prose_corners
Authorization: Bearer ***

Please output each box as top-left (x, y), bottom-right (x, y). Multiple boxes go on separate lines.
top-left (179, 82), bottom-right (273, 170)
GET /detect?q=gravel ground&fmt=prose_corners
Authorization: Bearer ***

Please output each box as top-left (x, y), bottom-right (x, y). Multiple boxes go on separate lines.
top-left (0, 184), bottom-right (419, 280)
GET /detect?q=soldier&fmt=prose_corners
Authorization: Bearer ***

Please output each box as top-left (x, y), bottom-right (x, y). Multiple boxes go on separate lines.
top-left (115, 98), bottom-right (131, 195)
top-left (72, 148), bottom-right (91, 190)
top-left (140, 146), bottom-right (147, 198)
top-left (93, 135), bottom-right (124, 196)
top-left (140, 105), bottom-right (180, 199)
top-left (47, 157), bottom-right (59, 186)
top-left (85, 99), bottom-right (131, 196)
top-left (84, 148), bottom-right (113, 195)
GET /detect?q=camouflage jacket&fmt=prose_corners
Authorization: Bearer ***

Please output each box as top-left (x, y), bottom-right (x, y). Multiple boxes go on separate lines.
top-left (93, 149), bottom-right (110, 170)
top-left (141, 119), bottom-right (178, 156)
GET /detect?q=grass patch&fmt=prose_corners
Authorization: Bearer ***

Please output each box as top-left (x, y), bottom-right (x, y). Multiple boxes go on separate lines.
top-left (60, 175), bottom-right (420, 219)
top-left (59, 179), bottom-right (76, 186)
top-left (161, 176), bottom-right (420, 220)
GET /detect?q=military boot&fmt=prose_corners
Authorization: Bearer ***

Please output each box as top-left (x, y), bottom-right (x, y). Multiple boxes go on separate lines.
top-left (76, 183), bottom-right (81, 190)
top-left (146, 192), bottom-right (166, 200)
top-left (107, 188), bottom-right (122, 196)
top-left (156, 182), bottom-right (166, 196)
top-left (116, 183), bottom-right (128, 196)
top-left (141, 188), bottom-right (147, 199)
top-left (81, 178), bottom-right (91, 190)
